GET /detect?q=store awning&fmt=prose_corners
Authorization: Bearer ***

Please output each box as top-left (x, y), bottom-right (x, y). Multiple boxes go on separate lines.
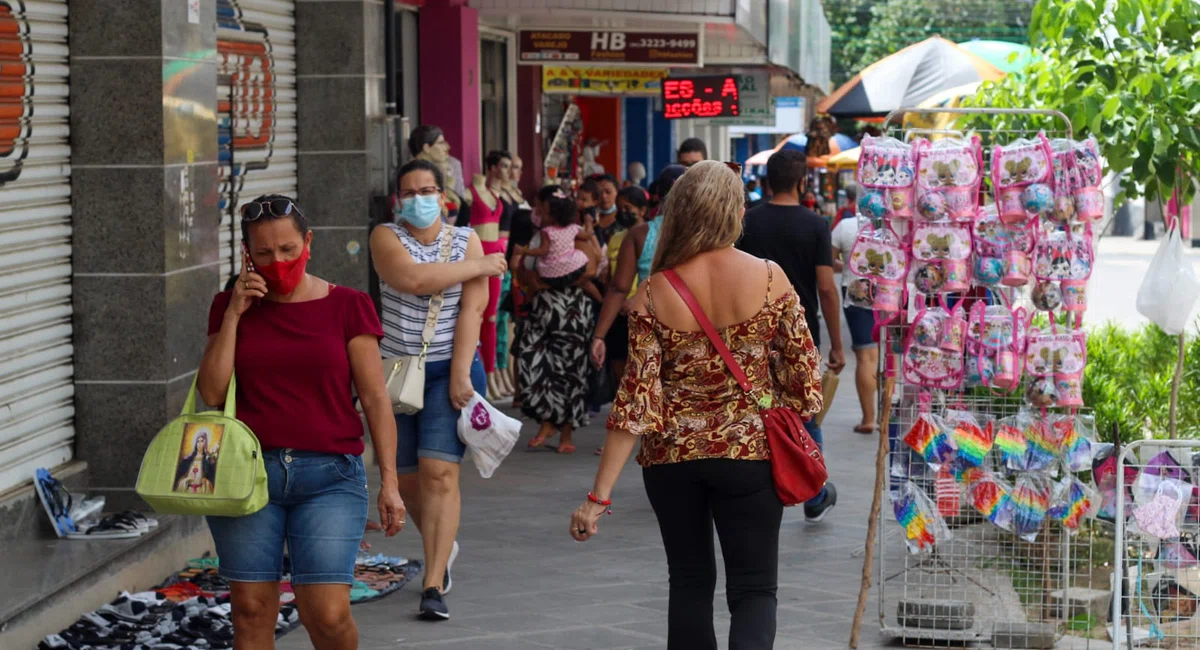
top-left (816, 37), bottom-right (1004, 118)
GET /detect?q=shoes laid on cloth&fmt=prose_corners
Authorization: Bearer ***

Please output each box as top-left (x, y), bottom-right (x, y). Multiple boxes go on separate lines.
top-left (804, 482), bottom-right (839, 523)
top-left (442, 541), bottom-right (459, 595)
top-left (419, 588), bottom-right (450, 621)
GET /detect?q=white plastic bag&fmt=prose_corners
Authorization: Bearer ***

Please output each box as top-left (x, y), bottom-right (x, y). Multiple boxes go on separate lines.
top-left (1137, 227), bottom-right (1200, 334)
top-left (457, 392), bottom-right (521, 478)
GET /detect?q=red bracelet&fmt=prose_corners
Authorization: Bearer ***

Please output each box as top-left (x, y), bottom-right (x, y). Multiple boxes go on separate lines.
top-left (588, 492), bottom-right (613, 514)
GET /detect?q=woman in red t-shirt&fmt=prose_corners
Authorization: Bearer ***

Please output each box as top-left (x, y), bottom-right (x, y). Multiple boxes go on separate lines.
top-left (197, 195), bottom-right (405, 649)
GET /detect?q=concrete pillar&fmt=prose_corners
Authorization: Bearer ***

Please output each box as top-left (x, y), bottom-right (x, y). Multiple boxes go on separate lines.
top-left (419, 0), bottom-right (481, 179)
top-left (295, 0), bottom-right (388, 291)
top-left (68, 0), bottom-right (221, 492)
top-left (516, 65), bottom-right (543, 194)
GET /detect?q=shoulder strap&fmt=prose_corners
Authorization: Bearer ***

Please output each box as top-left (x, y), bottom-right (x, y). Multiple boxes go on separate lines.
top-left (662, 269), bottom-right (752, 394)
top-left (420, 227), bottom-right (455, 357)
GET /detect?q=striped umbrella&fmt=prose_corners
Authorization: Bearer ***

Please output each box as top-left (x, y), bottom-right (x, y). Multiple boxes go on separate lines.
top-left (816, 37), bottom-right (1005, 118)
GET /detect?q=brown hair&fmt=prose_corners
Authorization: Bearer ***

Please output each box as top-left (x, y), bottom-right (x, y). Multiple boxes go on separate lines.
top-left (651, 161), bottom-right (744, 274)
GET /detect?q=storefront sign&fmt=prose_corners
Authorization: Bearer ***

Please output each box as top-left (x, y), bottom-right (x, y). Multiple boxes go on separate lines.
top-left (661, 75), bottom-right (740, 120)
top-left (542, 66), bottom-right (669, 96)
top-left (519, 30), bottom-right (702, 67)
top-left (707, 72), bottom-right (773, 126)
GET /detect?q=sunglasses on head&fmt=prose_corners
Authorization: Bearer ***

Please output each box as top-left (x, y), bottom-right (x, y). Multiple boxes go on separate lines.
top-left (241, 198), bottom-right (302, 222)
top-left (724, 161), bottom-right (743, 174)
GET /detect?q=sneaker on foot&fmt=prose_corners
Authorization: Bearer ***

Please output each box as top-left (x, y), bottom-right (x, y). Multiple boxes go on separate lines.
top-left (804, 482), bottom-right (838, 522)
top-left (419, 588), bottom-right (450, 621)
top-left (442, 541), bottom-right (459, 595)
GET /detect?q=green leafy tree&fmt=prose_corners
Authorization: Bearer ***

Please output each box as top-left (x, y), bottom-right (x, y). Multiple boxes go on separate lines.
top-left (855, 0), bottom-right (1032, 71)
top-left (963, 0), bottom-right (1200, 204)
top-left (825, 0), bottom-right (878, 86)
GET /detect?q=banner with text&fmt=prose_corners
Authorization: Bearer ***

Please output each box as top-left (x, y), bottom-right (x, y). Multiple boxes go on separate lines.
top-left (519, 30), bottom-right (702, 67)
top-left (542, 66), bottom-right (670, 96)
top-left (706, 72), bottom-right (773, 126)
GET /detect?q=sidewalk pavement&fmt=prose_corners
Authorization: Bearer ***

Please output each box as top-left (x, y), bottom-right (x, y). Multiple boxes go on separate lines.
top-left (277, 345), bottom-right (909, 650)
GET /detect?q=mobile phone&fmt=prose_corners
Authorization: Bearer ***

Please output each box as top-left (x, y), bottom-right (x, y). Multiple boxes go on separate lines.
top-left (242, 243), bottom-right (256, 274)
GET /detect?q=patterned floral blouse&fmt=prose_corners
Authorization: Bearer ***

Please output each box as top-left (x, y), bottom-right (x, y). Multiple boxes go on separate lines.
top-left (606, 266), bottom-right (824, 467)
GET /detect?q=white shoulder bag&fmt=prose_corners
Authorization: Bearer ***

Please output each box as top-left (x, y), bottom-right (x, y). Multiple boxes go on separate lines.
top-left (384, 226), bottom-right (455, 414)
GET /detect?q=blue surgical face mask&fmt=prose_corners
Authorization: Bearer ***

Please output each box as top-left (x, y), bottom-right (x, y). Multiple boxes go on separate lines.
top-left (398, 194), bottom-right (441, 228)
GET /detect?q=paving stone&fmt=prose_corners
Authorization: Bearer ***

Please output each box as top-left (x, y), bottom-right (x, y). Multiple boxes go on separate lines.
top-left (269, 341), bottom-right (910, 649)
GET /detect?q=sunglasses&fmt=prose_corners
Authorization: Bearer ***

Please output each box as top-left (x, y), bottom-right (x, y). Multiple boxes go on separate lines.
top-left (724, 161), bottom-right (743, 174)
top-left (241, 198), bottom-right (302, 222)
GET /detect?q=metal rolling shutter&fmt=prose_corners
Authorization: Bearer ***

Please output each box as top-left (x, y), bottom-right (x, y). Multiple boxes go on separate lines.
top-left (0, 0), bottom-right (73, 493)
top-left (217, 0), bottom-right (297, 288)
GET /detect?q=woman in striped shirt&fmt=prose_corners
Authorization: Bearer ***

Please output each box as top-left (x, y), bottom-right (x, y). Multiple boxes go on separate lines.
top-left (369, 159), bottom-right (507, 621)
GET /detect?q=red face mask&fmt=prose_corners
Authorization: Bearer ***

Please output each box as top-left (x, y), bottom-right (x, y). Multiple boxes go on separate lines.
top-left (256, 247), bottom-right (310, 296)
top-left (802, 197), bottom-right (818, 209)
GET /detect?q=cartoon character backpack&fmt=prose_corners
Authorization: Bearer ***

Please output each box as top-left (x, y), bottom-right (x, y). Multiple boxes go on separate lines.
top-left (847, 222), bottom-right (909, 320)
top-left (902, 299), bottom-right (967, 391)
top-left (911, 221), bottom-right (972, 294)
top-left (965, 301), bottom-right (1028, 392)
top-left (992, 132), bottom-right (1055, 226)
top-left (1025, 327), bottom-right (1088, 409)
top-left (1033, 222), bottom-right (1095, 319)
top-left (856, 135), bottom-right (917, 220)
top-left (972, 204), bottom-right (1036, 288)
top-left (914, 136), bottom-right (984, 222)
top-left (1049, 136), bottom-right (1104, 224)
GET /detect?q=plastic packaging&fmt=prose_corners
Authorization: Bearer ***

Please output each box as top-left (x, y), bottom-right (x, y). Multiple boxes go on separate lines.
top-left (892, 480), bottom-right (952, 553)
top-left (965, 470), bottom-right (1016, 531)
top-left (946, 409), bottom-right (993, 467)
top-left (1136, 226), bottom-right (1200, 335)
top-left (995, 413), bottom-right (1030, 471)
top-left (1011, 473), bottom-right (1053, 542)
top-left (903, 413), bottom-right (958, 471)
top-left (1048, 476), bottom-right (1097, 532)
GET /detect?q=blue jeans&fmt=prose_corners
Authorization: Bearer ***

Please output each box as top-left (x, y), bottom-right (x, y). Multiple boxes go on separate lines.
top-left (395, 354), bottom-right (487, 472)
top-left (207, 450), bottom-right (369, 585)
top-left (805, 420), bottom-right (829, 506)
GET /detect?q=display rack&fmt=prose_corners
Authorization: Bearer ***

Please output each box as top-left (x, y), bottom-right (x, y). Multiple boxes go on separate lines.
top-left (870, 107), bottom-right (1105, 649)
top-left (1114, 440), bottom-right (1200, 649)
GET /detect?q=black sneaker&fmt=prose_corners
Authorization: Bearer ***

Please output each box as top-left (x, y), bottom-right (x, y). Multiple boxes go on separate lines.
top-left (419, 588), bottom-right (450, 621)
top-left (804, 482), bottom-right (838, 522)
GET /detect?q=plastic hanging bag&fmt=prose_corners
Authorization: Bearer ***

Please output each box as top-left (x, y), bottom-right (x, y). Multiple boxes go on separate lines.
top-left (965, 470), bottom-right (1016, 531)
top-left (1023, 413), bottom-right (1066, 472)
top-left (892, 480), bottom-right (951, 553)
top-left (1134, 477), bottom-right (1192, 540)
top-left (1011, 473), bottom-right (1053, 542)
top-left (456, 392), bottom-right (522, 479)
top-left (995, 414), bottom-right (1030, 470)
top-left (1048, 476), bottom-right (1098, 533)
top-left (1136, 226), bottom-right (1200, 335)
top-left (1056, 413), bottom-right (1095, 472)
top-left (946, 409), bottom-right (993, 468)
top-left (903, 413), bottom-right (958, 471)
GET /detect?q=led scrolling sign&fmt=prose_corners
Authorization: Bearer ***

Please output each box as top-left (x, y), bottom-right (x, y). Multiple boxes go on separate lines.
top-left (661, 75), bottom-right (740, 120)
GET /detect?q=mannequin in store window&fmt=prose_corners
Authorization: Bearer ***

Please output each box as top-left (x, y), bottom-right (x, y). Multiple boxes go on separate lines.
top-left (470, 150), bottom-right (518, 400)
top-left (408, 125), bottom-right (467, 224)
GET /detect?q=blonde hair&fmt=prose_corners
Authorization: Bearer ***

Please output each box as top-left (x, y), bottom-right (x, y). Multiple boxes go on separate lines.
top-left (651, 160), bottom-right (744, 274)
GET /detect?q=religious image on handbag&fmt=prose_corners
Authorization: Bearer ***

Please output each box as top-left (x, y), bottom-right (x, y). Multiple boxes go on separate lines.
top-left (174, 424), bottom-right (223, 494)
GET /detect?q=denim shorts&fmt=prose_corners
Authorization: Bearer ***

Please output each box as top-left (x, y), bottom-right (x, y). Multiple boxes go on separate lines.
top-left (396, 354), bottom-right (487, 472)
top-left (207, 449), bottom-right (369, 585)
top-left (843, 303), bottom-right (877, 351)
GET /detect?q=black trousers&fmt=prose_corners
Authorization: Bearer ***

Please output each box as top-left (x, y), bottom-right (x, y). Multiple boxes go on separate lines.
top-left (643, 459), bottom-right (784, 650)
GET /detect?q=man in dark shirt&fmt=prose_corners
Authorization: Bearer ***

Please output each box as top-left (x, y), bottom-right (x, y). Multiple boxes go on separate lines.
top-left (737, 148), bottom-right (845, 522)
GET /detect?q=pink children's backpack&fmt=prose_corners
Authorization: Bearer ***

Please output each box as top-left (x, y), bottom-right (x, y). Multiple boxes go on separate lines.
top-left (847, 223), bottom-right (909, 320)
top-left (902, 299), bottom-right (966, 391)
top-left (972, 205), bottom-right (1036, 288)
top-left (1033, 223), bottom-right (1095, 316)
top-left (914, 136), bottom-right (984, 223)
top-left (965, 301), bottom-right (1028, 393)
top-left (1024, 327), bottom-right (1088, 409)
top-left (992, 132), bottom-right (1055, 226)
top-left (911, 222), bottom-right (972, 295)
top-left (856, 135), bottom-right (918, 220)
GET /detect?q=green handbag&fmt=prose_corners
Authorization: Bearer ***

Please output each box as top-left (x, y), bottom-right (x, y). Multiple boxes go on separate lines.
top-left (135, 374), bottom-right (268, 517)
